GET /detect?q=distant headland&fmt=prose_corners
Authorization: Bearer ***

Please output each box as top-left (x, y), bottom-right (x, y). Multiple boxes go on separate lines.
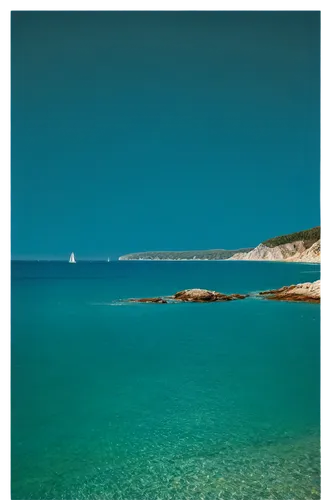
top-left (119, 248), bottom-right (254, 261)
top-left (119, 226), bottom-right (320, 263)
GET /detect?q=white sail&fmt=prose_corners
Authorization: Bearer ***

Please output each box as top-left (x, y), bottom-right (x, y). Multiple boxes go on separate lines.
top-left (69, 252), bottom-right (76, 264)
top-left (107, 257), bottom-right (110, 262)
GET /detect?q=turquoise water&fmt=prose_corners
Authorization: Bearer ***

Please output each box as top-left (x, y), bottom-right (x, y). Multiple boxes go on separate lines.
top-left (11, 261), bottom-right (320, 500)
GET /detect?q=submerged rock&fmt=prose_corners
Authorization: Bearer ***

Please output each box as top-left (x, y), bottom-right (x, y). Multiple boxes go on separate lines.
top-left (259, 280), bottom-right (320, 303)
top-left (128, 297), bottom-right (167, 304)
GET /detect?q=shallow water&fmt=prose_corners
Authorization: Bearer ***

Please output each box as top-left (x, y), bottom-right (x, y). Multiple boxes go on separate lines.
top-left (11, 261), bottom-right (320, 499)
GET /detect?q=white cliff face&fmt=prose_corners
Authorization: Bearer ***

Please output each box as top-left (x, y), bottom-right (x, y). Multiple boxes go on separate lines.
top-left (229, 240), bottom-right (320, 263)
top-left (286, 240), bottom-right (320, 263)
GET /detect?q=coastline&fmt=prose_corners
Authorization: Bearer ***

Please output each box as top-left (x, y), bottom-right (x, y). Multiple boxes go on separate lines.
top-left (118, 229), bottom-right (320, 264)
top-left (118, 258), bottom-right (320, 264)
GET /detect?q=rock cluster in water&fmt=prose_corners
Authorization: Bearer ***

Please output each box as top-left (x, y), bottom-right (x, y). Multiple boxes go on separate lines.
top-left (126, 282), bottom-right (320, 304)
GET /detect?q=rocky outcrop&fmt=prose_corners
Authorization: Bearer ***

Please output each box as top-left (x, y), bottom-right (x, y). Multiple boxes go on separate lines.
top-left (127, 288), bottom-right (248, 304)
top-left (173, 289), bottom-right (248, 302)
top-left (259, 280), bottom-right (320, 303)
top-left (229, 240), bottom-right (320, 263)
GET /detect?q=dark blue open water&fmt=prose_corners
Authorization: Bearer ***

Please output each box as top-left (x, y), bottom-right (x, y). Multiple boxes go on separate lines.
top-left (11, 261), bottom-right (320, 499)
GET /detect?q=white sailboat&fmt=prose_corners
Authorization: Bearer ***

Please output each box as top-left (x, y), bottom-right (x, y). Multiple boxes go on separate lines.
top-left (107, 257), bottom-right (110, 263)
top-left (69, 252), bottom-right (76, 264)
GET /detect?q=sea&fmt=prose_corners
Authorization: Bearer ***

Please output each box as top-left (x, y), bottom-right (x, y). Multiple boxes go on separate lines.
top-left (11, 260), bottom-right (320, 500)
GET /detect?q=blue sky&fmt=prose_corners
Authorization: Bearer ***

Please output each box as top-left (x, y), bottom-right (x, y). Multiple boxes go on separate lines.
top-left (11, 11), bottom-right (320, 259)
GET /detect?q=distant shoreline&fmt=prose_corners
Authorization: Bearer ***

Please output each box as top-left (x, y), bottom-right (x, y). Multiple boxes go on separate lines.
top-left (11, 259), bottom-right (320, 264)
top-left (117, 258), bottom-right (320, 264)
top-left (119, 227), bottom-right (320, 264)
